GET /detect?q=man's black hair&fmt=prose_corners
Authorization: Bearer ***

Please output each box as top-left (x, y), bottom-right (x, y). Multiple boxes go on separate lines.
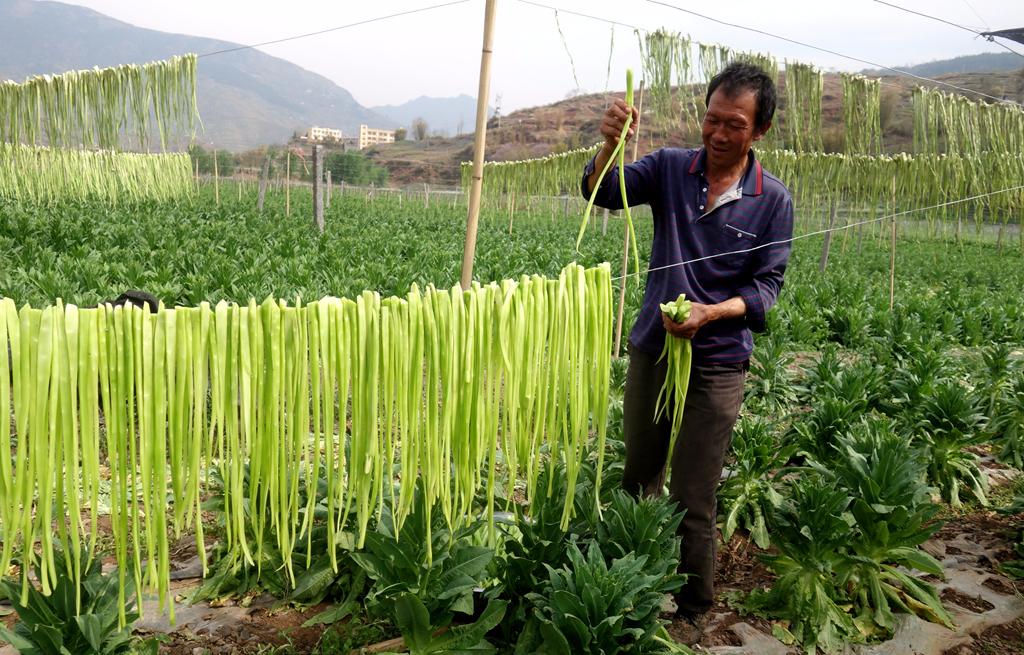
top-left (705, 62), bottom-right (777, 132)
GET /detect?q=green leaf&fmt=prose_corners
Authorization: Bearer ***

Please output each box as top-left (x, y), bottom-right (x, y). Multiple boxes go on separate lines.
top-left (74, 613), bottom-right (104, 652)
top-left (394, 593), bottom-right (434, 651)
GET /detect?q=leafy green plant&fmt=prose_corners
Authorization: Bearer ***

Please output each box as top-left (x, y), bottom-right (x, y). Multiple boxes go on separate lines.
top-left (991, 372), bottom-right (1024, 469)
top-left (350, 483), bottom-right (497, 650)
top-left (719, 416), bottom-right (793, 548)
top-left (913, 381), bottom-right (989, 507)
top-left (811, 421), bottom-right (952, 635)
top-left (515, 543), bottom-right (669, 654)
top-left (0, 548), bottom-right (147, 655)
top-left (742, 477), bottom-right (860, 654)
top-left (745, 334), bottom-right (797, 412)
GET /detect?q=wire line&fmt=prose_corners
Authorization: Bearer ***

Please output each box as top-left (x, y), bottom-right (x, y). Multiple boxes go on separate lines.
top-left (198, 1), bottom-right (471, 58)
top-left (643, 0), bottom-right (1024, 107)
top-left (871, 0), bottom-right (1024, 59)
top-left (611, 183), bottom-right (1024, 282)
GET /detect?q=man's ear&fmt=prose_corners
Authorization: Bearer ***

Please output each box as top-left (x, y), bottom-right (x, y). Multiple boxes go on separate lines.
top-left (753, 120), bottom-right (772, 142)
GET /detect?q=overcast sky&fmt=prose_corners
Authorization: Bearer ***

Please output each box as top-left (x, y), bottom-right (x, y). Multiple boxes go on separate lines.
top-left (59, 0), bottom-right (1024, 111)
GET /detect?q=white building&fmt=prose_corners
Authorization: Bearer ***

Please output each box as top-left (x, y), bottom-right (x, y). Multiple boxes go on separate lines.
top-left (358, 125), bottom-right (395, 150)
top-left (308, 126), bottom-right (343, 142)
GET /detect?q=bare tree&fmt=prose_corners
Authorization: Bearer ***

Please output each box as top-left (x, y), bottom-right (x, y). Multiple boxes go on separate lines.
top-left (412, 117), bottom-right (429, 141)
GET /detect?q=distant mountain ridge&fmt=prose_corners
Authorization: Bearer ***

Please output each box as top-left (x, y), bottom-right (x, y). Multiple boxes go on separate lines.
top-left (862, 52), bottom-right (1023, 78)
top-left (370, 95), bottom-right (492, 138)
top-left (0, 0), bottom-right (395, 150)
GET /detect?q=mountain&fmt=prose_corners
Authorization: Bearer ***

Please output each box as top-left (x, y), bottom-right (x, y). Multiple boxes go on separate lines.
top-left (0, 0), bottom-right (396, 151)
top-left (370, 95), bottom-right (491, 138)
top-left (862, 52), bottom-right (1023, 78)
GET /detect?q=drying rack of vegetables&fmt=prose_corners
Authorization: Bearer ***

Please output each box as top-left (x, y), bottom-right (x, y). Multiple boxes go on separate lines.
top-left (0, 262), bottom-right (613, 625)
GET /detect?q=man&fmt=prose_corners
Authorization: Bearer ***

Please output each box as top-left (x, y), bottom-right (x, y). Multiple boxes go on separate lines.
top-left (581, 62), bottom-right (793, 645)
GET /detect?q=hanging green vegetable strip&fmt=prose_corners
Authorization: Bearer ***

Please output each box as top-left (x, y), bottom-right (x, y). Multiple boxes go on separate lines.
top-left (654, 294), bottom-right (693, 481)
top-left (0, 263), bottom-right (614, 624)
top-left (841, 74), bottom-right (882, 156)
top-left (784, 61), bottom-right (823, 153)
top-left (0, 54), bottom-right (198, 151)
top-left (577, 70), bottom-right (640, 282)
top-left (0, 143), bottom-right (192, 204)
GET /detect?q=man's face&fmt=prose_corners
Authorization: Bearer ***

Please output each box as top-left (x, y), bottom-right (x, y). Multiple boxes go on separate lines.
top-left (701, 88), bottom-right (767, 171)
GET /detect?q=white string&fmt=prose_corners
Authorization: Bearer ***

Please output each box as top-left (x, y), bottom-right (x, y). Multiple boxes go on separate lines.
top-left (611, 183), bottom-right (1024, 282)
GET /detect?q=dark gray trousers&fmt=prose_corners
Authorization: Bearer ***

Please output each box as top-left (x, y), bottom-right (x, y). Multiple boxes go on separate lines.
top-left (621, 344), bottom-right (747, 616)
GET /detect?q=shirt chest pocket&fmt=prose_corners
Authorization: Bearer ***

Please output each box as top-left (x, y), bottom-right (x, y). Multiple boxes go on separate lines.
top-left (707, 222), bottom-right (758, 270)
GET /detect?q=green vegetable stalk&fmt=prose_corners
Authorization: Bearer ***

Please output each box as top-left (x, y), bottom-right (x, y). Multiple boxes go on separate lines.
top-left (577, 69), bottom-right (641, 283)
top-left (654, 293), bottom-right (693, 477)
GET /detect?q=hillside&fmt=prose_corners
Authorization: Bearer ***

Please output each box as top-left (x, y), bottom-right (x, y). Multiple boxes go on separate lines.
top-left (370, 95), bottom-right (491, 138)
top-left (365, 66), bottom-right (1024, 187)
top-left (0, 0), bottom-right (393, 150)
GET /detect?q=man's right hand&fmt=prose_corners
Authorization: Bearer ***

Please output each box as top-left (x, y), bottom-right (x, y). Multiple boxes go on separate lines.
top-left (586, 99), bottom-right (640, 195)
top-left (601, 98), bottom-right (639, 150)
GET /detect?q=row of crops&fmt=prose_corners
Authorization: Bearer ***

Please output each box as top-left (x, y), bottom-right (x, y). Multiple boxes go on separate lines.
top-left (2, 189), bottom-right (1023, 652)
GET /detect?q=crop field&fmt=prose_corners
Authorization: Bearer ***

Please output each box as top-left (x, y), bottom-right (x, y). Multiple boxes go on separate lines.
top-left (2, 181), bottom-right (1024, 654)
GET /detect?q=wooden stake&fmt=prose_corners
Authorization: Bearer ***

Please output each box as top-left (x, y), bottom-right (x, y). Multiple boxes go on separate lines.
top-left (326, 170), bottom-right (332, 208)
top-left (424, 183), bottom-right (430, 208)
top-left (213, 148), bottom-right (220, 206)
top-left (460, 0), bottom-right (498, 290)
top-left (257, 154), bottom-right (270, 212)
top-left (614, 79), bottom-right (645, 358)
top-left (312, 145), bottom-right (324, 232)
top-left (285, 152), bottom-right (291, 216)
top-left (819, 200), bottom-right (838, 273)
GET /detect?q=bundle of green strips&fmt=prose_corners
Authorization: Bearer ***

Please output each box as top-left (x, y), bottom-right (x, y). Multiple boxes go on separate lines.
top-left (0, 262), bottom-right (612, 623)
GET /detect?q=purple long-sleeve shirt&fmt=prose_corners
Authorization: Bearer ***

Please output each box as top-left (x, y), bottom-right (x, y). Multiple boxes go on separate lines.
top-left (582, 147), bottom-right (794, 363)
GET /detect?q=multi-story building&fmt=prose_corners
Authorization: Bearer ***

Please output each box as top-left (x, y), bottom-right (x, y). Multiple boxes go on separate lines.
top-left (358, 125), bottom-right (395, 150)
top-left (307, 126), bottom-right (343, 142)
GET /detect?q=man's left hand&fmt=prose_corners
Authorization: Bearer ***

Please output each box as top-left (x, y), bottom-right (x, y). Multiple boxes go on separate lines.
top-left (663, 302), bottom-right (714, 340)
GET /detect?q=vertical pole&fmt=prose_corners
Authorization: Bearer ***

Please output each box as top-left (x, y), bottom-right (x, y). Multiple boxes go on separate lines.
top-left (460, 0), bottom-right (498, 290)
top-left (602, 207), bottom-right (610, 235)
top-left (313, 145), bottom-right (324, 232)
top-left (326, 170), bottom-right (332, 209)
top-left (819, 200), bottom-right (838, 273)
top-left (424, 183), bottom-right (430, 208)
top-left (213, 148), bottom-right (220, 206)
top-left (257, 154), bottom-right (270, 212)
top-left (285, 151), bottom-right (291, 216)
top-left (340, 180), bottom-right (346, 197)
top-left (889, 212), bottom-right (897, 311)
top-left (614, 79), bottom-right (644, 358)
top-left (194, 158), bottom-right (199, 191)
top-left (563, 195), bottom-right (570, 218)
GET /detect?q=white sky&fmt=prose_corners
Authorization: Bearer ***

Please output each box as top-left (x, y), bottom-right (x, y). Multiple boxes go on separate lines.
top-left (59, 0), bottom-right (1024, 111)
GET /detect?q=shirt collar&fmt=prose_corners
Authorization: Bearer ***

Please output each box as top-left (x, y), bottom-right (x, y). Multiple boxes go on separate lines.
top-left (687, 147), bottom-right (764, 197)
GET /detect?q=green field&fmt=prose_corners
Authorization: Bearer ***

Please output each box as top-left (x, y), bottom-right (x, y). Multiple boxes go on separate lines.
top-left (2, 184), bottom-right (1024, 654)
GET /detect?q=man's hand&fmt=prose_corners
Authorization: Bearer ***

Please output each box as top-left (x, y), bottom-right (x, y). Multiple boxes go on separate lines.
top-left (663, 302), bottom-right (713, 340)
top-left (662, 297), bottom-right (748, 340)
top-left (586, 99), bottom-right (640, 195)
top-left (600, 98), bottom-right (639, 150)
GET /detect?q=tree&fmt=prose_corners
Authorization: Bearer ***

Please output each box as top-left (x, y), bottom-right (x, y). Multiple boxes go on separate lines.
top-left (394, 127), bottom-right (407, 141)
top-left (412, 117), bottom-right (429, 141)
top-left (322, 151), bottom-right (389, 186)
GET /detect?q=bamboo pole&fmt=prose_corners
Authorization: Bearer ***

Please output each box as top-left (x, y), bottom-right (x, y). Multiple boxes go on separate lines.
top-left (889, 213), bottom-right (897, 311)
top-left (285, 151), bottom-right (291, 216)
top-left (459, 0), bottom-right (498, 290)
top-left (613, 78), bottom-right (644, 359)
